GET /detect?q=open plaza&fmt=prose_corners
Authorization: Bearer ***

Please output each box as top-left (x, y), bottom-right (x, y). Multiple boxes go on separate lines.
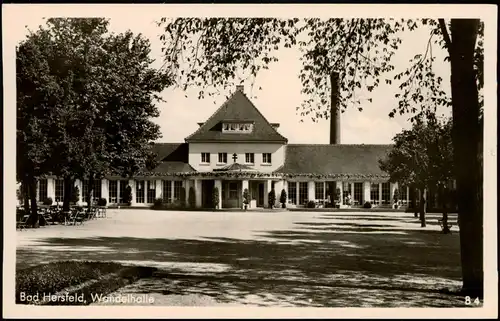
top-left (16, 208), bottom-right (465, 307)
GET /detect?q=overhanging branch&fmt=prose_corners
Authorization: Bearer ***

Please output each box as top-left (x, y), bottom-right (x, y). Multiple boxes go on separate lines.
top-left (438, 19), bottom-right (452, 54)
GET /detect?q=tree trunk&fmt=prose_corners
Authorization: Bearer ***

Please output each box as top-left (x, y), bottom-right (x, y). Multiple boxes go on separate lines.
top-left (411, 186), bottom-right (418, 218)
top-left (28, 176), bottom-right (39, 228)
top-left (449, 19), bottom-right (483, 298)
top-left (62, 176), bottom-right (73, 211)
top-left (441, 185), bottom-right (451, 234)
top-left (419, 188), bottom-right (427, 227)
top-left (22, 176), bottom-right (30, 213)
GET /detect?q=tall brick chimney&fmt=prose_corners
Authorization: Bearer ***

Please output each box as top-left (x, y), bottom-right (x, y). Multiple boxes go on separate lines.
top-left (330, 72), bottom-right (341, 144)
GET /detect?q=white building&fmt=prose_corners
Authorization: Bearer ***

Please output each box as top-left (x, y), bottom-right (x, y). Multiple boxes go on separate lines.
top-left (33, 85), bottom-right (414, 209)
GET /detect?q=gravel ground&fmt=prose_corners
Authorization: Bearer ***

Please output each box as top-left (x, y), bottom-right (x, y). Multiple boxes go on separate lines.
top-left (16, 209), bottom-right (470, 307)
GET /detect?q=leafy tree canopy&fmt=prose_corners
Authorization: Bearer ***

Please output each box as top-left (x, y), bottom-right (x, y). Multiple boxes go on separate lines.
top-left (379, 115), bottom-right (454, 190)
top-left (17, 18), bottom-right (172, 182)
top-left (157, 18), bottom-right (483, 122)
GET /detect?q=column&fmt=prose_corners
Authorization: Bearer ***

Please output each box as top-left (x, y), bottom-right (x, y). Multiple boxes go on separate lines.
top-left (379, 183), bottom-right (382, 205)
top-left (363, 181), bottom-right (371, 204)
top-left (264, 180), bottom-right (272, 207)
top-left (242, 180), bottom-right (249, 208)
top-left (195, 179), bottom-right (202, 208)
top-left (74, 179), bottom-right (83, 205)
top-left (390, 182), bottom-right (398, 206)
top-left (214, 179), bottom-right (222, 209)
top-left (171, 181), bottom-right (175, 202)
top-left (47, 177), bottom-right (55, 202)
top-left (101, 179), bottom-right (109, 204)
top-left (242, 179), bottom-right (249, 192)
top-left (155, 179), bottom-right (162, 200)
top-left (274, 180), bottom-right (284, 207)
top-left (308, 181), bottom-right (315, 202)
top-left (129, 179), bottom-right (136, 206)
top-left (184, 179), bottom-right (190, 201)
top-left (117, 180), bottom-right (121, 205)
top-left (336, 181), bottom-right (343, 205)
top-left (406, 186), bottom-right (410, 205)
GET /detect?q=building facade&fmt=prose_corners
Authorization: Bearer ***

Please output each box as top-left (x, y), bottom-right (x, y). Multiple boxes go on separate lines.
top-left (33, 86), bottom-right (419, 209)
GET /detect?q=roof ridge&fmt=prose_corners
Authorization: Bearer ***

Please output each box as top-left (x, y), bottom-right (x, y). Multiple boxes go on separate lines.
top-left (184, 90), bottom-right (238, 141)
top-left (239, 91), bottom-right (288, 142)
top-left (287, 143), bottom-right (393, 147)
top-left (153, 142), bottom-right (184, 145)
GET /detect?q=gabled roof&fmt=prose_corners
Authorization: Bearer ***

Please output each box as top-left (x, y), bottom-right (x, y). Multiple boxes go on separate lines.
top-left (185, 89), bottom-right (288, 143)
top-left (147, 161), bottom-right (195, 174)
top-left (275, 144), bottom-right (392, 178)
top-left (151, 143), bottom-right (189, 162)
top-left (139, 142), bottom-right (195, 175)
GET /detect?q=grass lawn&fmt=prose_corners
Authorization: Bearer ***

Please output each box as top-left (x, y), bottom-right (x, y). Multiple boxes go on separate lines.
top-left (16, 209), bottom-right (470, 307)
top-left (16, 261), bottom-right (155, 305)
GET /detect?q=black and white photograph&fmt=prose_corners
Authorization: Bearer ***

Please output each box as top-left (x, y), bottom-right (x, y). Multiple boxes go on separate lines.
top-left (3, 3), bottom-right (497, 319)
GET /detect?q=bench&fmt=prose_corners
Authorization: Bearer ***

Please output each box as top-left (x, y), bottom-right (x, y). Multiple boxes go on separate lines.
top-left (438, 218), bottom-right (453, 233)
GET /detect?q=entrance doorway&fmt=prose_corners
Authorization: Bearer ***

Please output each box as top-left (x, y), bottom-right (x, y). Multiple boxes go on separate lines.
top-left (201, 180), bottom-right (214, 208)
top-left (258, 183), bottom-right (264, 207)
top-left (222, 180), bottom-right (241, 208)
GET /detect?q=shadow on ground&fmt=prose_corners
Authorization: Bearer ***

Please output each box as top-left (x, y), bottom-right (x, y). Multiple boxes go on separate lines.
top-left (16, 212), bottom-right (465, 307)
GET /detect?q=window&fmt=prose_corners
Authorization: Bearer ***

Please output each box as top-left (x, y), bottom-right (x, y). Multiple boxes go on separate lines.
top-left (382, 182), bottom-right (390, 204)
top-left (299, 182), bottom-right (308, 205)
top-left (218, 153), bottom-right (227, 164)
top-left (162, 180), bottom-right (172, 203)
top-left (201, 153), bottom-right (210, 164)
top-left (147, 180), bottom-right (156, 203)
top-left (109, 180), bottom-right (118, 203)
top-left (408, 187), bottom-right (419, 208)
top-left (315, 182), bottom-right (325, 200)
top-left (93, 180), bottom-right (102, 202)
top-left (262, 153), bottom-right (272, 164)
top-left (82, 180), bottom-right (89, 202)
top-left (136, 180), bottom-right (145, 203)
top-left (119, 180), bottom-right (128, 203)
top-left (354, 182), bottom-right (363, 205)
top-left (82, 179), bottom-right (101, 203)
top-left (245, 153), bottom-right (255, 164)
top-left (399, 185), bottom-right (408, 205)
top-left (55, 179), bottom-right (64, 203)
top-left (222, 122), bottom-right (253, 133)
top-left (174, 181), bottom-right (183, 201)
top-left (342, 182), bottom-right (352, 199)
top-left (325, 181), bottom-right (336, 202)
top-left (288, 181), bottom-right (297, 205)
top-left (229, 182), bottom-right (238, 199)
top-left (370, 183), bottom-right (380, 205)
top-left (38, 179), bottom-right (48, 202)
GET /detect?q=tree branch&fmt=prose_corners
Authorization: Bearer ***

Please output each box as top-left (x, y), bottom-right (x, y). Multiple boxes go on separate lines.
top-left (438, 19), bottom-right (452, 55)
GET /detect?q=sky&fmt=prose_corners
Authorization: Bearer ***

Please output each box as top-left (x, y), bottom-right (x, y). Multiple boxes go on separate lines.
top-left (7, 6), bottom-right (454, 145)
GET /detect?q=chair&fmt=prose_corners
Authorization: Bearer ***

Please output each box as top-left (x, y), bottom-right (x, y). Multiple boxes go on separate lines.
top-left (17, 215), bottom-right (30, 230)
top-left (69, 208), bottom-right (86, 225)
top-left (98, 206), bottom-right (107, 218)
top-left (41, 208), bottom-right (54, 225)
top-left (88, 207), bottom-right (98, 220)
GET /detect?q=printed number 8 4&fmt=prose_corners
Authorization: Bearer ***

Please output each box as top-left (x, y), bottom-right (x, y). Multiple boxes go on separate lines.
top-left (465, 296), bottom-right (481, 305)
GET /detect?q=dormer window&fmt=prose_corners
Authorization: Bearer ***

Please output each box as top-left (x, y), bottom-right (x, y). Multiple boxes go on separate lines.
top-left (222, 121), bottom-right (254, 133)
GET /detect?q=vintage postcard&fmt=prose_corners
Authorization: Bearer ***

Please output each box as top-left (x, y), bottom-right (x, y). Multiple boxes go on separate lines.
top-left (3, 3), bottom-right (497, 319)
